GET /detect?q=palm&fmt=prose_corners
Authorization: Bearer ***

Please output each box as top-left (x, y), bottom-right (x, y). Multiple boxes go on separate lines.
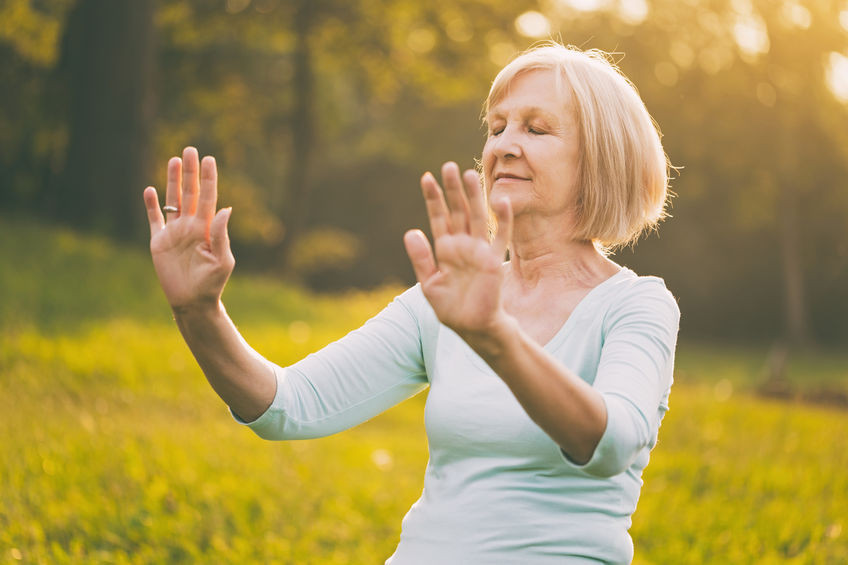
top-left (404, 162), bottom-right (512, 337)
top-left (143, 148), bottom-right (234, 311)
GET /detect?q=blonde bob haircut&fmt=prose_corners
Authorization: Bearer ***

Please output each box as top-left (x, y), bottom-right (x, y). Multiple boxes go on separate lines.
top-left (485, 43), bottom-right (671, 250)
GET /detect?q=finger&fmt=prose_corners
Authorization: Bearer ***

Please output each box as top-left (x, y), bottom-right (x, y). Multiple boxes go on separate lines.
top-left (421, 172), bottom-right (450, 241)
top-left (210, 207), bottom-right (233, 258)
top-left (441, 162), bottom-right (470, 234)
top-left (491, 197), bottom-right (513, 260)
top-left (165, 157), bottom-right (182, 219)
top-left (182, 146), bottom-right (200, 215)
top-left (462, 169), bottom-right (488, 239)
top-left (197, 156), bottom-right (218, 221)
top-left (143, 186), bottom-right (165, 235)
top-left (403, 229), bottom-right (438, 284)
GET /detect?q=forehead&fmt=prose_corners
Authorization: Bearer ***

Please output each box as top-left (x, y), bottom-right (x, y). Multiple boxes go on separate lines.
top-left (486, 68), bottom-right (575, 120)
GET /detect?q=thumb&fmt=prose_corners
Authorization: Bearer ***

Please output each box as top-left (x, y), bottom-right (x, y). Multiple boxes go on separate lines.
top-left (403, 229), bottom-right (437, 284)
top-left (210, 207), bottom-right (233, 257)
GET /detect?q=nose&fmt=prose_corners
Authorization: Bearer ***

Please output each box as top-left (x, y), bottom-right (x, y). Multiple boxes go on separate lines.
top-left (491, 125), bottom-right (523, 160)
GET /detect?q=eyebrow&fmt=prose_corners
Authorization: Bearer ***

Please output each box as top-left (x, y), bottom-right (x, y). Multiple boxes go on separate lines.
top-left (485, 106), bottom-right (561, 124)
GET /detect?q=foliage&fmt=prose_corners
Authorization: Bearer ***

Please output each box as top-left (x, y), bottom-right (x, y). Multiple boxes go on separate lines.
top-left (3, 1), bottom-right (848, 338)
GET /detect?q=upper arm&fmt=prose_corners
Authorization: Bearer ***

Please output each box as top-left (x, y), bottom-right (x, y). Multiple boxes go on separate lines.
top-left (571, 279), bottom-right (680, 477)
top-left (241, 285), bottom-right (432, 440)
top-left (596, 280), bottom-right (680, 426)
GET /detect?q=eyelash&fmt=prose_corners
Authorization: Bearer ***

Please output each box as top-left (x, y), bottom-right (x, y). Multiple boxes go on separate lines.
top-left (488, 125), bottom-right (545, 136)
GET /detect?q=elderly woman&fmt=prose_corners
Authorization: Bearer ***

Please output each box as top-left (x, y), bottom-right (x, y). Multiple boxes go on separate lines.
top-left (142, 43), bottom-right (679, 565)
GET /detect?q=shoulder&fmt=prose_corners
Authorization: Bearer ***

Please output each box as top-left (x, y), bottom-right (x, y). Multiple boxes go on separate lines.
top-left (602, 269), bottom-right (680, 328)
top-left (393, 283), bottom-right (435, 320)
top-left (384, 283), bottom-right (440, 337)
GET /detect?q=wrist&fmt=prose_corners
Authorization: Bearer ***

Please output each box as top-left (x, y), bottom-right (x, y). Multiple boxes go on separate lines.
top-left (171, 297), bottom-right (225, 320)
top-left (460, 310), bottom-right (518, 361)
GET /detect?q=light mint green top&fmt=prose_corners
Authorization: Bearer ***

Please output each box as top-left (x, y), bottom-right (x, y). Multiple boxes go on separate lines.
top-left (237, 267), bottom-right (680, 564)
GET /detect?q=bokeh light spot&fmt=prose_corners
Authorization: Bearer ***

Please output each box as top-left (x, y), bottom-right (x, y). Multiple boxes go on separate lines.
top-left (698, 46), bottom-right (732, 75)
top-left (779, 1), bottom-right (812, 29)
top-left (714, 378), bottom-right (734, 402)
top-left (618, 0), bottom-right (649, 26)
top-left (407, 27), bottom-right (437, 54)
top-left (515, 11), bottom-right (551, 38)
top-left (446, 17), bottom-right (473, 42)
top-left (654, 61), bottom-right (679, 86)
top-left (557, 0), bottom-right (608, 12)
top-left (288, 320), bottom-right (311, 344)
top-left (253, 0), bottom-right (275, 15)
top-left (488, 39), bottom-right (517, 67)
top-left (226, 0), bottom-right (251, 14)
top-left (371, 448), bottom-right (394, 471)
top-left (756, 81), bottom-right (777, 107)
top-left (734, 14), bottom-right (770, 58)
top-left (826, 52), bottom-right (848, 103)
top-left (669, 41), bottom-right (695, 69)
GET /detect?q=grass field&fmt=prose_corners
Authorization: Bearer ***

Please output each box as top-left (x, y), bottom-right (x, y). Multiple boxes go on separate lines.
top-left (2, 218), bottom-right (847, 564)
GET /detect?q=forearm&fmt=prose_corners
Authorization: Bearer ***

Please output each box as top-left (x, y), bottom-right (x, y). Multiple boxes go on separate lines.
top-left (173, 301), bottom-right (276, 422)
top-left (462, 314), bottom-right (607, 464)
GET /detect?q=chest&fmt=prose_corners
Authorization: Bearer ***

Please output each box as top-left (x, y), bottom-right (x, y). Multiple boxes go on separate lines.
top-left (422, 320), bottom-right (606, 465)
top-left (503, 285), bottom-right (594, 347)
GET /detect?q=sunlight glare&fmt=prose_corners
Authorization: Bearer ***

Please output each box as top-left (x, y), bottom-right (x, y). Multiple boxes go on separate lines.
top-left (618, 0), bottom-right (649, 25)
top-left (515, 11), bottom-right (551, 38)
top-left (826, 52), bottom-right (848, 104)
top-left (840, 9), bottom-right (848, 32)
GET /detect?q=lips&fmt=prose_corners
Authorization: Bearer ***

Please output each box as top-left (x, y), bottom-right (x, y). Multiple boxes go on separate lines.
top-left (494, 172), bottom-right (530, 181)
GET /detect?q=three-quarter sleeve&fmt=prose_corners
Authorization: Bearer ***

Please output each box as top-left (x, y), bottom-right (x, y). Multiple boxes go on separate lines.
top-left (569, 278), bottom-right (680, 478)
top-left (233, 285), bottom-right (432, 440)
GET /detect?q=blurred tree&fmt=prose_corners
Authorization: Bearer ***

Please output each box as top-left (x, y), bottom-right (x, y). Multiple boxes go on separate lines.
top-left (55, 0), bottom-right (155, 239)
top-left (153, 0), bottom-right (535, 276)
top-left (3, 0), bottom-right (848, 343)
top-left (0, 0), bottom-right (72, 212)
top-left (543, 0), bottom-right (848, 345)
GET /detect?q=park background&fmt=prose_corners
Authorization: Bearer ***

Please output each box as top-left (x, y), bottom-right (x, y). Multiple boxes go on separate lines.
top-left (1, 0), bottom-right (847, 562)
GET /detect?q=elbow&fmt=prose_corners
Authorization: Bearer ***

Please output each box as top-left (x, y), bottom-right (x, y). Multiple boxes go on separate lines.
top-left (563, 394), bottom-right (653, 478)
top-left (580, 447), bottom-right (638, 478)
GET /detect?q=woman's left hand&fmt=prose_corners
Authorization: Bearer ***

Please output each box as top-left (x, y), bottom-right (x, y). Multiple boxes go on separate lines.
top-left (404, 162), bottom-right (513, 339)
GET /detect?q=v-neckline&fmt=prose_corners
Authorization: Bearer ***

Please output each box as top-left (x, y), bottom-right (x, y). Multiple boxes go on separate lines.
top-left (540, 267), bottom-right (632, 351)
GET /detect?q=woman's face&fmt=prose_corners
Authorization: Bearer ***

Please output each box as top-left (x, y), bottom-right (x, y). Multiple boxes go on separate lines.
top-left (482, 69), bottom-right (580, 223)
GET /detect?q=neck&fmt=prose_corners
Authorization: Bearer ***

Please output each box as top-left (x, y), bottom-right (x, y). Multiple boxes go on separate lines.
top-left (506, 213), bottom-right (618, 289)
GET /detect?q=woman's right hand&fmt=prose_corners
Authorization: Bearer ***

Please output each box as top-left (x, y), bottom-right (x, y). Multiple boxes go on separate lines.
top-left (142, 147), bottom-right (234, 313)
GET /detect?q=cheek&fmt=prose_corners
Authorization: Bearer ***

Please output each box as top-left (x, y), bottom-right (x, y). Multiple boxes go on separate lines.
top-left (481, 141), bottom-right (495, 165)
top-left (481, 144), bottom-right (496, 182)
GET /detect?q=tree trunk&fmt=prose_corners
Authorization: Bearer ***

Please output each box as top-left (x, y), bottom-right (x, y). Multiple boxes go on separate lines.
top-left (276, 0), bottom-right (316, 270)
top-left (57, 0), bottom-right (155, 240)
top-left (777, 124), bottom-right (812, 347)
